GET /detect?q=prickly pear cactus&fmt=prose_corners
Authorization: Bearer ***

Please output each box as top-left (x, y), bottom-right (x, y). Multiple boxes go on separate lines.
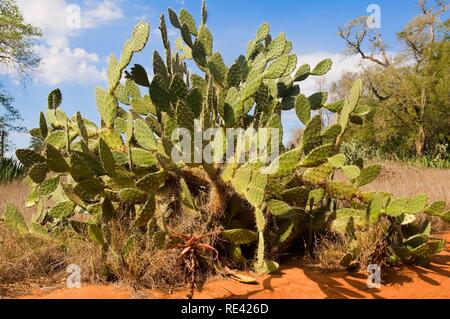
top-left (7, 1), bottom-right (448, 274)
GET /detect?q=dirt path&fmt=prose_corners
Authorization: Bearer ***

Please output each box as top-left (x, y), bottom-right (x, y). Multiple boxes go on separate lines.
top-left (16, 233), bottom-right (450, 299)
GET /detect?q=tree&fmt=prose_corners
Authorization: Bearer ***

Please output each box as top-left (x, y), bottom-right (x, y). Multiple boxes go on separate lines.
top-left (0, 0), bottom-right (41, 157)
top-left (338, 0), bottom-right (449, 156)
top-left (0, 83), bottom-right (25, 157)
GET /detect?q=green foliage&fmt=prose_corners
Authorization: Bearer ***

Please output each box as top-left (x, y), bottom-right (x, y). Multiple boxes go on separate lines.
top-left (336, 16), bottom-right (450, 158)
top-left (0, 156), bottom-right (25, 183)
top-left (0, 1), bottom-right (41, 153)
top-left (8, 3), bottom-right (448, 279)
top-left (341, 141), bottom-right (450, 169)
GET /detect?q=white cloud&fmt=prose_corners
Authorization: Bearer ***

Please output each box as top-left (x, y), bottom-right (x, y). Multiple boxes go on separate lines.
top-left (82, 0), bottom-right (124, 28)
top-left (17, 0), bottom-right (74, 48)
top-left (35, 46), bottom-right (106, 85)
top-left (13, 0), bottom-right (123, 85)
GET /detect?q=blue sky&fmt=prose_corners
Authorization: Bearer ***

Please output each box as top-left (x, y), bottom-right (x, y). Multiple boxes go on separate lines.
top-left (0, 0), bottom-right (432, 151)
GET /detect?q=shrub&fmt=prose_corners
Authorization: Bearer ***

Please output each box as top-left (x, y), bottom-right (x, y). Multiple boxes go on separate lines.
top-left (341, 140), bottom-right (450, 169)
top-left (0, 156), bottom-right (25, 184)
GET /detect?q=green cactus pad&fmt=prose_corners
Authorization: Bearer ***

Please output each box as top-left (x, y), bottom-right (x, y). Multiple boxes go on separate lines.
top-left (208, 52), bottom-right (227, 85)
top-left (282, 54), bottom-right (297, 77)
top-left (321, 124), bottom-right (342, 144)
top-left (267, 200), bottom-right (296, 219)
top-left (136, 171), bottom-right (166, 192)
top-left (294, 64), bottom-right (310, 82)
top-left (74, 178), bottom-right (105, 201)
top-left (341, 165), bottom-right (361, 180)
top-left (88, 223), bottom-right (105, 246)
top-left (134, 119), bottom-right (157, 151)
top-left (256, 23), bottom-right (270, 43)
top-left (263, 55), bottom-right (290, 79)
top-left (3, 204), bottom-right (28, 235)
top-left (101, 198), bottom-right (115, 223)
top-left (295, 94), bottom-right (311, 125)
top-left (326, 181), bottom-right (358, 201)
top-left (29, 163), bottom-right (49, 184)
top-left (327, 153), bottom-right (346, 168)
top-left (119, 188), bottom-right (148, 204)
top-left (46, 144), bottom-right (70, 173)
top-left (99, 138), bottom-right (116, 176)
top-left (227, 244), bottom-right (247, 264)
top-left (299, 144), bottom-right (334, 168)
top-left (130, 148), bottom-right (158, 168)
top-left (48, 88), bottom-right (62, 110)
top-left (308, 92), bottom-right (328, 110)
top-left (100, 129), bottom-right (124, 151)
top-left (254, 259), bottom-right (279, 274)
top-left (386, 197), bottom-right (409, 217)
top-left (405, 194), bottom-right (428, 215)
top-left (266, 33), bottom-right (286, 61)
top-left (301, 115), bottom-right (322, 151)
top-left (48, 201), bottom-right (76, 220)
top-left (134, 197), bottom-right (156, 227)
top-left (38, 176), bottom-right (60, 196)
top-left (46, 131), bottom-right (68, 149)
top-left (263, 147), bottom-right (302, 177)
top-left (16, 149), bottom-right (46, 168)
top-left (368, 193), bottom-right (390, 224)
top-left (330, 209), bottom-right (366, 235)
top-left (131, 21), bottom-right (150, 52)
top-left (96, 87), bottom-right (117, 128)
top-left (70, 153), bottom-right (94, 182)
top-left (281, 187), bottom-right (310, 208)
top-left (222, 229), bottom-right (258, 245)
top-left (423, 201), bottom-right (446, 217)
top-left (353, 165), bottom-right (381, 187)
top-left (277, 219), bottom-right (294, 244)
top-left (310, 59), bottom-right (332, 76)
top-left (324, 100), bottom-right (345, 113)
top-left (180, 9), bottom-right (197, 35)
top-left (197, 25), bottom-right (213, 56)
top-left (39, 112), bottom-right (48, 138)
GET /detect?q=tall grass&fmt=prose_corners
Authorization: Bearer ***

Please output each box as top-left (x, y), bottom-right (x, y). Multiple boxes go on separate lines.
top-left (0, 157), bottom-right (25, 184)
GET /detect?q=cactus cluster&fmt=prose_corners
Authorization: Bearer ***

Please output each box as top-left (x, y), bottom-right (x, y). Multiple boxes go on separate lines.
top-left (4, 2), bottom-right (449, 273)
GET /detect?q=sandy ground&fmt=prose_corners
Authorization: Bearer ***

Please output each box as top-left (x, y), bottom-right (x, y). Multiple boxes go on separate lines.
top-left (15, 233), bottom-right (450, 300)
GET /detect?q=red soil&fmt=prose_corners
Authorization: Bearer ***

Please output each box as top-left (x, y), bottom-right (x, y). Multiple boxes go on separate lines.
top-left (18, 233), bottom-right (450, 299)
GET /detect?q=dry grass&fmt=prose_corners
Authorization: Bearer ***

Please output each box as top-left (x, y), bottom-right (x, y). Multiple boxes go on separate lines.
top-left (0, 177), bottom-right (221, 297)
top-left (333, 160), bottom-right (449, 232)
top-left (364, 160), bottom-right (450, 232)
top-left (0, 181), bottom-right (35, 222)
top-left (0, 224), bottom-right (66, 295)
top-left (362, 160), bottom-right (450, 205)
top-left (314, 219), bottom-right (390, 272)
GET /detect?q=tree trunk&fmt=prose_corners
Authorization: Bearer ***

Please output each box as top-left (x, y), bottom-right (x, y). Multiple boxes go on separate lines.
top-left (415, 84), bottom-right (427, 157)
top-left (0, 131), bottom-right (4, 159)
top-left (415, 125), bottom-right (426, 156)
